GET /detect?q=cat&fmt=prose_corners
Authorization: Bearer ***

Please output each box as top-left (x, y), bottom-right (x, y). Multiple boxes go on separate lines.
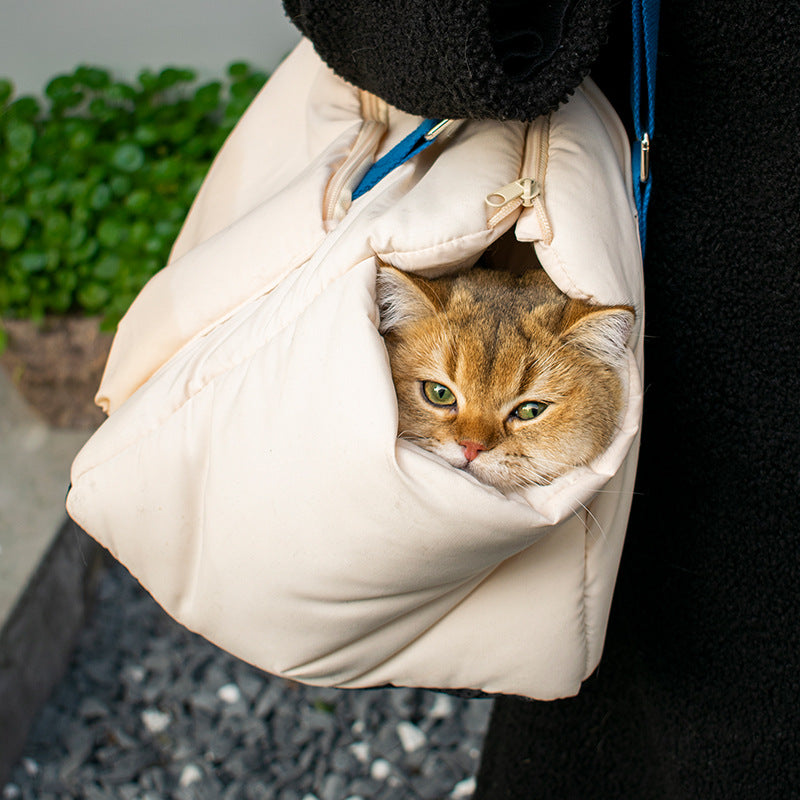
top-left (376, 261), bottom-right (634, 491)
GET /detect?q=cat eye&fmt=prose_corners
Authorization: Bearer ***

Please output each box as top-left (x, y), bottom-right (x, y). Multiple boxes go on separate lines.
top-left (422, 381), bottom-right (456, 407)
top-left (512, 401), bottom-right (548, 420)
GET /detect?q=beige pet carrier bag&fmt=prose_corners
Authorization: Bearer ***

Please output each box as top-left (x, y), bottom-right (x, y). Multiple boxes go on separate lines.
top-left (67, 39), bottom-right (643, 699)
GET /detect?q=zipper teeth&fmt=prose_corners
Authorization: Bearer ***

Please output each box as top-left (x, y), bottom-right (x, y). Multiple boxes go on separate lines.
top-left (323, 120), bottom-right (386, 223)
top-left (534, 114), bottom-right (550, 183)
top-left (529, 114), bottom-right (553, 244)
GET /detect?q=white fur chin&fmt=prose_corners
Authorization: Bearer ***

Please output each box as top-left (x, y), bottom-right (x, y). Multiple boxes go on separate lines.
top-left (433, 442), bottom-right (511, 489)
top-left (435, 441), bottom-right (469, 470)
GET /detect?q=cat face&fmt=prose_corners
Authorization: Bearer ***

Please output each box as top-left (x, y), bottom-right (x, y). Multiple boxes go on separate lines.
top-left (377, 263), bottom-right (634, 490)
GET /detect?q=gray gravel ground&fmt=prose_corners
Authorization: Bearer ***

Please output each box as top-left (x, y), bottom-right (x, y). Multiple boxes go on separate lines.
top-left (5, 562), bottom-right (492, 800)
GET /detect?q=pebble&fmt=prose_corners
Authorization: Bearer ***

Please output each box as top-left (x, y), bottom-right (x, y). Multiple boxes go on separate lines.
top-left (429, 693), bottom-right (455, 719)
top-left (348, 742), bottom-right (370, 764)
top-left (369, 758), bottom-right (392, 780)
top-left (217, 683), bottom-right (243, 704)
top-left (140, 708), bottom-right (171, 734)
top-left (5, 564), bottom-right (490, 799)
top-left (20, 759), bottom-right (38, 778)
top-left (451, 776), bottom-right (477, 798)
top-left (179, 764), bottom-right (204, 787)
top-left (396, 721), bottom-right (427, 753)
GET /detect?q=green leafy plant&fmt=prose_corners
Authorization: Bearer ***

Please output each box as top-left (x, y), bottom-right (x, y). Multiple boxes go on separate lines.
top-left (0, 62), bottom-right (268, 329)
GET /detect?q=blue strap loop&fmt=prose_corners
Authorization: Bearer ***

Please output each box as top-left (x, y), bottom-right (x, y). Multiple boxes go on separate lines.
top-left (351, 118), bottom-right (444, 201)
top-left (631, 0), bottom-right (661, 255)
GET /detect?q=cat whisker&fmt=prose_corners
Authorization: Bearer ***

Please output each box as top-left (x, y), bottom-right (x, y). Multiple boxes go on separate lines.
top-left (572, 498), bottom-right (609, 545)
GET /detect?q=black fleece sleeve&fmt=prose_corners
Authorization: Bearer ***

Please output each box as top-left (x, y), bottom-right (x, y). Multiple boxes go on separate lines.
top-left (283, 0), bottom-right (613, 120)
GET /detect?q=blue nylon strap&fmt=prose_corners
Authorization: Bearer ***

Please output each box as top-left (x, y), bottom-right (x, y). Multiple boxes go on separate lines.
top-left (631, 0), bottom-right (660, 255)
top-left (351, 118), bottom-right (443, 201)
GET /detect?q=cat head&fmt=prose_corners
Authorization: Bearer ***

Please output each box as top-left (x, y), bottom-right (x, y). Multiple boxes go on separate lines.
top-left (376, 263), bottom-right (634, 490)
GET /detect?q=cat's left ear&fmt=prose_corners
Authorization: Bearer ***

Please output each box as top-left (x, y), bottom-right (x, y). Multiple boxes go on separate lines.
top-left (562, 304), bottom-right (635, 366)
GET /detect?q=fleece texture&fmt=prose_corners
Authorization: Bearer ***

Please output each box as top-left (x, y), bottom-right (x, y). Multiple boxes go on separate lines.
top-left (282, 0), bottom-right (613, 120)
top-left (474, 0), bottom-right (800, 797)
top-left (282, 0), bottom-right (799, 793)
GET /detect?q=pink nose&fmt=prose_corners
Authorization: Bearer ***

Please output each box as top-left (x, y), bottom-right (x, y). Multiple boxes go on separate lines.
top-left (460, 440), bottom-right (487, 462)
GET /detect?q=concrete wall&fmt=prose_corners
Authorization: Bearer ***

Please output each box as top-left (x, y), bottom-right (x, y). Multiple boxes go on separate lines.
top-left (1, 0), bottom-right (301, 95)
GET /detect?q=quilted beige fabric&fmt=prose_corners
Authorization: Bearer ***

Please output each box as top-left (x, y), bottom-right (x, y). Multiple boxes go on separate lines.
top-left (67, 40), bottom-right (643, 699)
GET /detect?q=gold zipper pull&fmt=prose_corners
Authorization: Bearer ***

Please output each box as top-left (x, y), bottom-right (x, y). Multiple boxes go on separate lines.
top-left (485, 177), bottom-right (540, 208)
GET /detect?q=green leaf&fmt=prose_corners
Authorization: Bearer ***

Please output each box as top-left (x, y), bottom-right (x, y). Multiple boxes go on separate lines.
top-left (247, 72), bottom-right (269, 92)
top-left (24, 165), bottom-right (55, 187)
top-left (45, 74), bottom-right (76, 102)
top-left (93, 254), bottom-right (122, 280)
top-left (128, 220), bottom-right (151, 245)
top-left (55, 269), bottom-right (79, 291)
top-left (72, 205), bottom-right (92, 225)
top-left (228, 62), bottom-right (250, 79)
top-left (97, 217), bottom-right (126, 247)
top-left (68, 122), bottom-right (96, 150)
top-left (45, 248), bottom-right (61, 271)
top-left (66, 179), bottom-right (90, 203)
top-left (150, 157), bottom-right (181, 183)
top-left (74, 65), bottom-right (110, 90)
top-left (111, 142), bottom-right (145, 172)
top-left (137, 69), bottom-right (158, 92)
top-left (133, 123), bottom-right (160, 146)
top-left (106, 82), bottom-right (136, 104)
top-left (192, 82), bottom-right (221, 112)
top-left (6, 96), bottom-right (40, 120)
top-left (0, 173), bottom-right (22, 201)
top-left (66, 237), bottom-right (99, 265)
top-left (143, 235), bottom-right (166, 255)
top-left (76, 282), bottom-right (110, 312)
top-left (48, 289), bottom-right (73, 313)
top-left (0, 208), bottom-right (30, 250)
top-left (168, 119), bottom-right (195, 143)
top-left (43, 211), bottom-right (70, 244)
top-left (230, 80), bottom-right (254, 100)
top-left (157, 67), bottom-right (188, 91)
top-left (124, 189), bottom-right (152, 214)
top-left (25, 186), bottom-right (50, 211)
top-left (110, 175), bottom-right (133, 196)
top-left (59, 151), bottom-right (88, 178)
top-left (89, 183), bottom-right (112, 210)
top-left (181, 137), bottom-right (208, 160)
top-left (0, 78), bottom-right (13, 108)
top-left (44, 181), bottom-right (68, 206)
top-left (155, 219), bottom-right (178, 239)
top-left (0, 322), bottom-right (7, 355)
top-left (6, 122), bottom-right (35, 154)
top-left (67, 221), bottom-right (88, 249)
top-left (17, 251), bottom-right (48, 272)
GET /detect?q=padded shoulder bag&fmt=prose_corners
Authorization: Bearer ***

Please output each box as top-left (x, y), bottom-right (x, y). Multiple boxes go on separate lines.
top-left (67, 39), bottom-right (643, 699)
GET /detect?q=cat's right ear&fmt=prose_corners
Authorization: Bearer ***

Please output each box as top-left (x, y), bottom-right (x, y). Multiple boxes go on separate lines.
top-left (375, 262), bottom-right (439, 334)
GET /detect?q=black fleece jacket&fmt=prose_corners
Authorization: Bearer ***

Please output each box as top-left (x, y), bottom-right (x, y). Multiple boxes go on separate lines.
top-left (284, 1), bottom-right (800, 796)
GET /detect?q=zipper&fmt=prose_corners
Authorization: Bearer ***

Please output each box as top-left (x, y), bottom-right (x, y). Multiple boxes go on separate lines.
top-left (486, 177), bottom-right (540, 208)
top-left (485, 178), bottom-right (538, 228)
top-left (484, 114), bottom-right (553, 242)
top-left (323, 118), bottom-right (387, 229)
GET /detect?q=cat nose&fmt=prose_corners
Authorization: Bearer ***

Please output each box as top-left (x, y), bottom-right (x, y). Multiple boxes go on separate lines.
top-left (459, 440), bottom-right (487, 462)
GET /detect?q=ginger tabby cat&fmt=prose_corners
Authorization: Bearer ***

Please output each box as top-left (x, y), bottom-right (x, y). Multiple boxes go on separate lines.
top-left (377, 262), bottom-right (634, 491)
